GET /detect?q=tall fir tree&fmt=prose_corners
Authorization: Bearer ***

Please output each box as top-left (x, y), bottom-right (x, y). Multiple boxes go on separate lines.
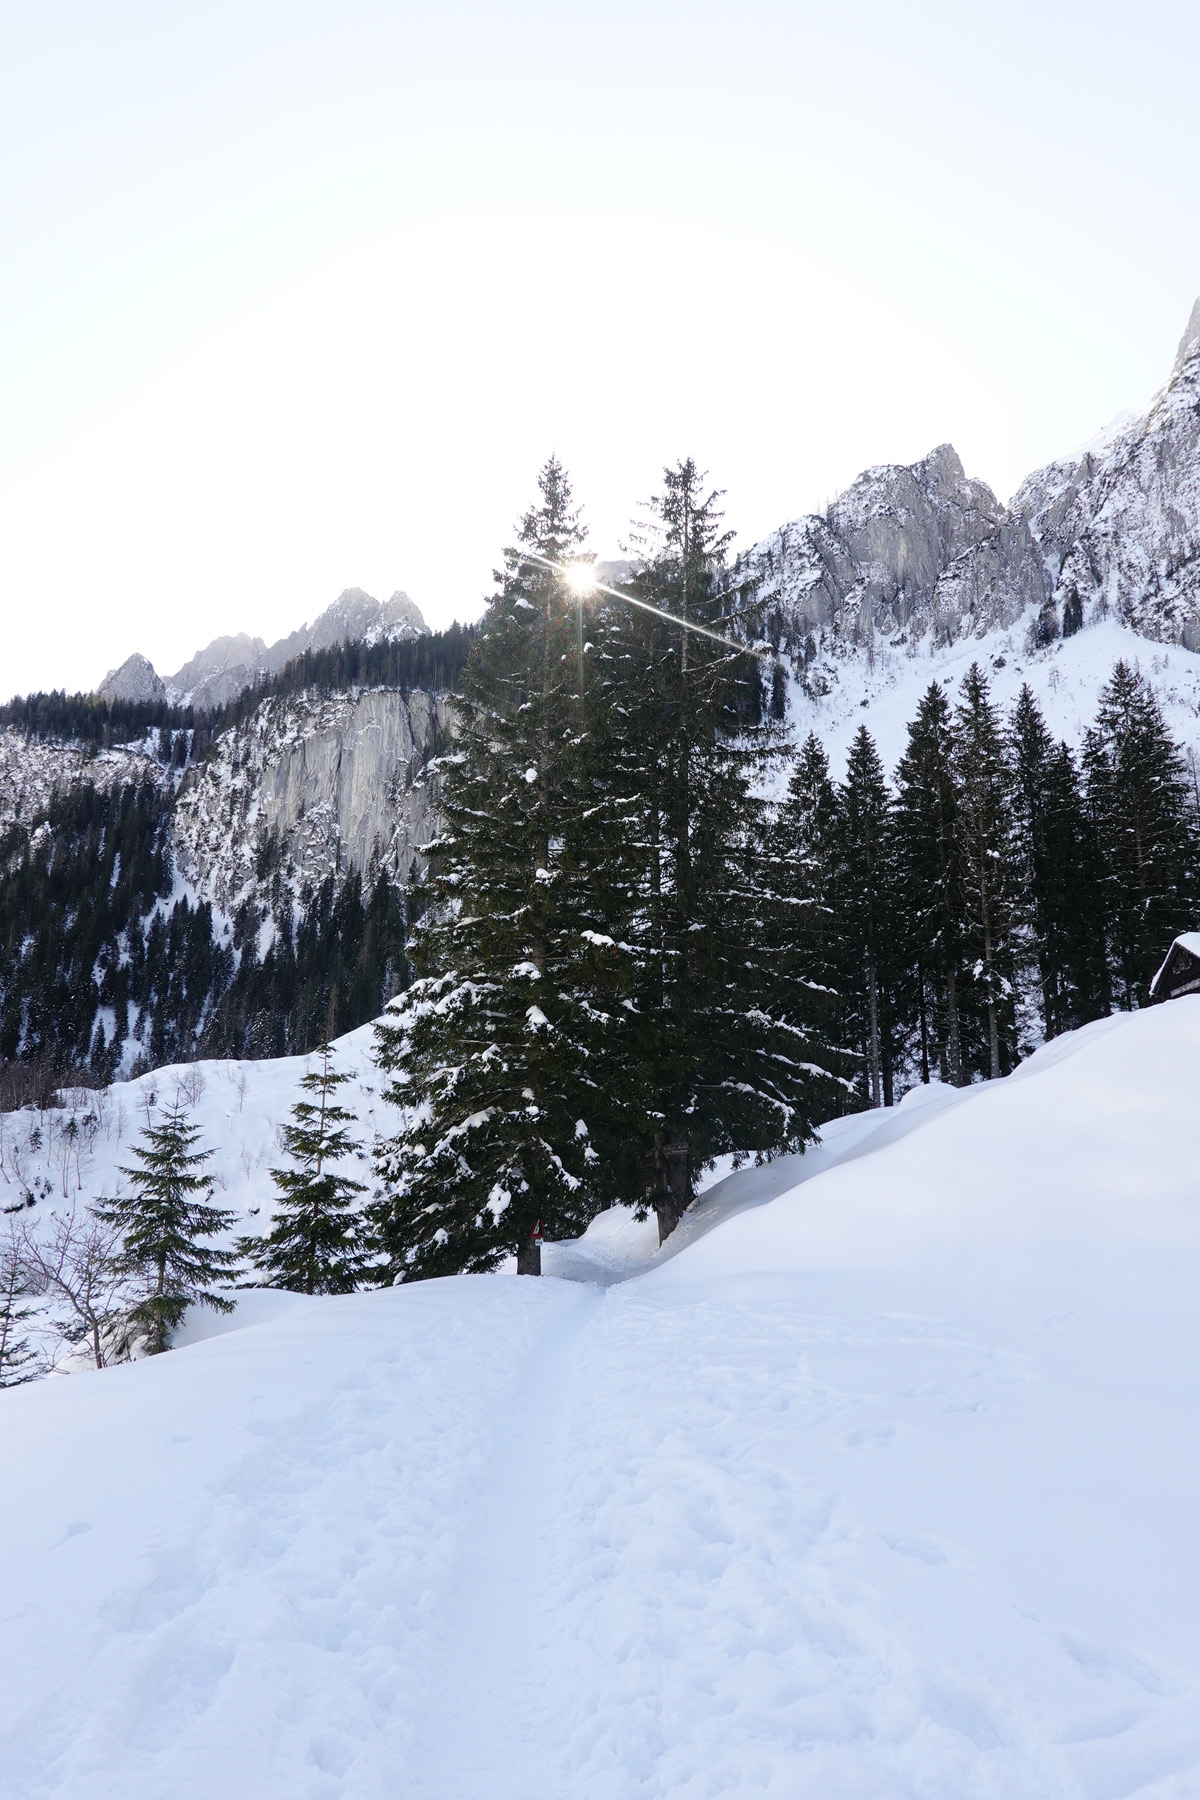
top-left (1009, 685), bottom-right (1110, 1037)
top-left (372, 458), bottom-right (614, 1279)
top-left (584, 462), bottom-right (842, 1240)
top-left (99, 1102), bottom-right (237, 1351)
top-left (244, 1044), bottom-right (367, 1293)
top-left (893, 682), bottom-right (966, 1084)
top-left (836, 726), bottom-right (901, 1105)
top-left (1083, 660), bottom-right (1198, 1005)
top-left (950, 665), bottom-right (1018, 1078)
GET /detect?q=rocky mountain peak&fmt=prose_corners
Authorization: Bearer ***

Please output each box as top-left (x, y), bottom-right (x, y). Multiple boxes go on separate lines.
top-left (1014, 293), bottom-right (1200, 651)
top-left (1172, 293), bottom-right (1200, 378)
top-left (97, 652), bottom-right (167, 704)
top-left (93, 588), bottom-right (430, 712)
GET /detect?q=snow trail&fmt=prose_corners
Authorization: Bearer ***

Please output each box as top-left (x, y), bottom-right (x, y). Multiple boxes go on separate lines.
top-left (408, 1280), bottom-right (601, 1798)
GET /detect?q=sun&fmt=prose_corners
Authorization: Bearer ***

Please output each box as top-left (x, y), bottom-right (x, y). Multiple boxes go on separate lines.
top-left (564, 562), bottom-right (596, 596)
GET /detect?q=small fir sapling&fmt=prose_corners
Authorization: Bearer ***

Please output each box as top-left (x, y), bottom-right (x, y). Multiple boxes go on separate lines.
top-left (97, 1101), bottom-right (237, 1353)
top-left (242, 1043), bottom-right (367, 1294)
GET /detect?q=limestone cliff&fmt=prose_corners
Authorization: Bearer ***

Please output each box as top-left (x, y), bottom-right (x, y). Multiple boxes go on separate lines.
top-left (1013, 299), bottom-right (1200, 652)
top-left (729, 445), bottom-right (1046, 660)
top-left (171, 687), bottom-right (451, 915)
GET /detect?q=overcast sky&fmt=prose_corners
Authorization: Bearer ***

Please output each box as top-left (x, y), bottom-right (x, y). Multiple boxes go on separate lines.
top-left (2, 0), bottom-right (1199, 700)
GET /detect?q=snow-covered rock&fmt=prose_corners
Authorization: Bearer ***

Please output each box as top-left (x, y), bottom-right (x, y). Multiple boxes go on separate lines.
top-left (1014, 294), bottom-right (1200, 651)
top-left (0, 731), bottom-right (164, 832)
top-left (729, 443), bottom-right (1046, 655)
top-left (171, 685), bottom-right (451, 913)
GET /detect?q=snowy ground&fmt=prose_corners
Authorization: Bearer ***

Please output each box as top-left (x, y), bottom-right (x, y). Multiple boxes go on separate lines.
top-left (0, 1021), bottom-right (393, 1231)
top-left (4, 999), bottom-right (1200, 1794)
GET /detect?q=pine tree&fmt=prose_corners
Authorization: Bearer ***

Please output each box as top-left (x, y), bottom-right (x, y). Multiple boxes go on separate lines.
top-left (1083, 661), bottom-right (1198, 1005)
top-left (99, 1102), bottom-right (237, 1351)
top-left (766, 731), bottom-right (848, 1096)
top-left (951, 665), bottom-right (1018, 1078)
top-left (243, 1045), bottom-right (367, 1293)
top-left (836, 726), bottom-right (901, 1105)
top-left (893, 682), bottom-right (966, 1084)
top-left (1009, 686), bottom-right (1109, 1037)
top-left (372, 459), bottom-right (611, 1279)
top-left (582, 462), bottom-right (840, 1240)
top-left (0, 1232), bottom-right (41, 1386)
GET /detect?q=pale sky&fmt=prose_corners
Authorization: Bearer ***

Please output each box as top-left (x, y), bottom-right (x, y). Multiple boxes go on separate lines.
top-left (2, 0), bottom-right (1198, 701)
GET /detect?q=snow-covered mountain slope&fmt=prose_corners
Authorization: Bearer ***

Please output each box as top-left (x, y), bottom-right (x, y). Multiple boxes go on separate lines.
top-left (729, 442), bottom-right (1046, 655)
top-left (781, 608), bottom-right (1200, 779)
top-left (1014, 297), bottom-right (1200, 652)
top-left (98, 587), bottom-right (429, 710)
top-left (4, 998), bottom-right (1200, 1796)
top-left (0, 731), bottom-right (163, 833)
top-left (0, 1021), bottom-right (392, 1224)
top-left (171, 686), bottom-right (450, 913)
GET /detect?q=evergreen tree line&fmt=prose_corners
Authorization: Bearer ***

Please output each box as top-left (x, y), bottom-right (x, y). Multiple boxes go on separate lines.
top-left (0, 777), bottom-right (406, 1089)
top-left (0, 621), bottom-right (477, 749)
top-left (772, 662), bottom-right (1199, 1106)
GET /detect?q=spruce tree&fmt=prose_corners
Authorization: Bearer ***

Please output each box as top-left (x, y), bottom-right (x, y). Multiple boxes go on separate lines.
top-left (893, 682), bottom-right (966, 1084)
top-left (0, 1234), bottom-right (40, 1386)
top-left (951, 665), bottom-right (1018, 1078)
top-left (766, 731), bottom-right (848, 1097)
top-left (836, 726), bottom-right (900, 1105)
top-left (99, 1102), bottom-right (237, 1351)
top-left (244, 1044), bottom-right (367, 1293)
top-left (1083, 661), bottom-right (1198, 1005)
top-left (583, 462), bottom-right (840, 1240)
top-left (372, 458), bottom-right (612, 1279)
top-left (1009, 686), bottom-right (1109, 1037)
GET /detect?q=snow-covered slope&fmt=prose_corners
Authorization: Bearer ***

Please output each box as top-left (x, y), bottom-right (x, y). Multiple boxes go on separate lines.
top-left (0, 732), bottom-right (164, 833)
top-left (0, 1021), bottom-right (392, 1224)
top-left (781, 609), bottom-right (1200, 780)
top-left (4, 999), bottom-right (1200, 1796)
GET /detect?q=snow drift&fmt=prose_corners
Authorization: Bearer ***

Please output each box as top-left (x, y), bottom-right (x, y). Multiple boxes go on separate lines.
top-left (3, 999), bottom-right (1200, 1797)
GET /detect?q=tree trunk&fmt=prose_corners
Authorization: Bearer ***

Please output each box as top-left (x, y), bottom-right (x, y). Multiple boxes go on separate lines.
top-left (866, 945), bottom-right (882, 1107)
top-left (917, 959), bottom-right (930, 1085)
top-left (516, 1230), bottom-right (542, 1276)
top-left (655, 1144), bottom-right (691, 1245)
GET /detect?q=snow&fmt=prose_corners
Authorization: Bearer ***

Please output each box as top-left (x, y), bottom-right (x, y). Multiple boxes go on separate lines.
top-left (5, 998), bottom-right (1200, 1793)
top-left (0, 1021), bottom-right (395, 1232)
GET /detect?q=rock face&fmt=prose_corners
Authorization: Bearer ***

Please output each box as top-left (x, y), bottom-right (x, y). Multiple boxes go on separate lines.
top-left (172, 686), bottom-right (452, 915)
top-left (730, 445), bottom-right (1046, 657)
top-left (97, 653), bottom-right (168, 704)
top-left (167, 633), bottom-right (270, 711)
top-left (0, 732), bottom-right (163, 832)
top-left (1013, 298), bottom-right (1200, 652)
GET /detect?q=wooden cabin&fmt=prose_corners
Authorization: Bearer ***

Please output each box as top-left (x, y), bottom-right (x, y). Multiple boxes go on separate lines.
top-left (1150, 932), bottom-right (1200, 1002)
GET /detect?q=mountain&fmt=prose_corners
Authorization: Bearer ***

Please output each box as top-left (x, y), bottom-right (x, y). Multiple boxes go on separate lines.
top-left (1012, 296), bottom-right (1200, 651)
top-left (728, 442), bottom-right (1046, 657)
top-left (4, 999), bottom-right (1200, 1789)
top-left (98, 587), bottom-right (429, 710)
